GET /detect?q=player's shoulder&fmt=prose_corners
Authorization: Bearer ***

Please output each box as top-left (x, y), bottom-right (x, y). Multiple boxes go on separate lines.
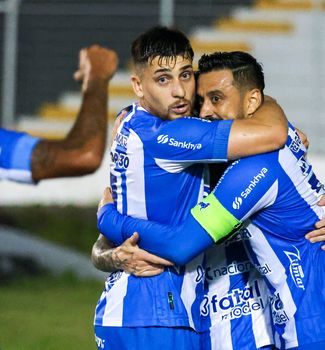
top-left (218, 151), bottom-right (279, 186)
top-left (121, 104), bottom-right (163, 133)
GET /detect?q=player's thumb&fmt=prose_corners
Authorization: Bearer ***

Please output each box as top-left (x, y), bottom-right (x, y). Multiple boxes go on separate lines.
top-left (128, 232), bottom-right (140, 246)
top-left (74, 70), bottom-right (83, 82)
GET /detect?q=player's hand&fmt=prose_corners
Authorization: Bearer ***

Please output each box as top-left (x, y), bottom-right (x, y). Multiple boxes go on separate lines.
top-left (112, 233), bottom-right (174, 276)
top-left (110, 109), bottom-right (128, 146)
top-left (98, 187), bottom-right (114, 211)
top-left (74, 45), bottom-right (118, 93)
top-left (305, 196), bottom-right (325, 250)
top-left (296, 128), bottom-right (309, 150)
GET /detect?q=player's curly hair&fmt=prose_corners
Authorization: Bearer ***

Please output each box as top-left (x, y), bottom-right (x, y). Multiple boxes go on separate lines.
top-left (198, 51), bottom-right (265, 94)
top-left (131, 26), bottom-right (194, 68)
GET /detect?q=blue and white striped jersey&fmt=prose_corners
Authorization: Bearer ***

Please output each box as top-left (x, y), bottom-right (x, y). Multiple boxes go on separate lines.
top-left (199, 124), bottom-right (325, 349)
top-left (97, 123), bottom-right (325, 349)
top-left (201, 238), bottom-right (274, 350)
top-left (0, 128), bottom-right (40, 183)
top-left (95, 103), bottom-right (232, 330)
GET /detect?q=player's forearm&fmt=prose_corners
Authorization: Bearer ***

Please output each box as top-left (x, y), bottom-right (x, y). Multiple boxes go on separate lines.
top-left (91, 234), bottom-right (119, 272)
top-left (98, 203), bottom-right (214, 265)
top-left (97, 204), bottom-right (125, 245)
top-left (228, 99), bottom-right (288, 160)
top-left (31, 80), bottom-right (108, 181)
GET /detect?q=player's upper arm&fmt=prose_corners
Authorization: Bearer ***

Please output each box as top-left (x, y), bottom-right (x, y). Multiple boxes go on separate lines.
top-left (0, 128), bottom-right (40, 183)
top-left (146, 117), bottom-right (233, 164)
top-left (227, 99), bottom-right (288, 160)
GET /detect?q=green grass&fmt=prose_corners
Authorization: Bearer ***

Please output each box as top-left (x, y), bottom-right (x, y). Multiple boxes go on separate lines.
top-left (0, 205), bottom-right (105, 349)
top-left (0, 274), bottom-right (104, 350)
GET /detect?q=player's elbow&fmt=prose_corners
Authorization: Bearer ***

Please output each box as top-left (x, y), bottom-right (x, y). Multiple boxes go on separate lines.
top-left (76, 148), bottom-right (104, 174)
top-left (273, 124), bottom-right (288, 149)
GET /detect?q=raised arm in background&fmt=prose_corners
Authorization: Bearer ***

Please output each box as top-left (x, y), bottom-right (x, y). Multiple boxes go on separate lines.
top-left (31, 45), bottom-right (118, 181)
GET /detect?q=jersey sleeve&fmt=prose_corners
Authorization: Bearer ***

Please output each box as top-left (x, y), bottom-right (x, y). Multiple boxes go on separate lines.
top-left (97, 203), bottom-right (214, 265)
top-left (0, 128), bottom-right (40, 183)
top-left (146, 117), bottom-right (233, 164)
top-left (191, 153), bottom-right (279, 239)
top-left (97, 152), bottom-right (279, 265)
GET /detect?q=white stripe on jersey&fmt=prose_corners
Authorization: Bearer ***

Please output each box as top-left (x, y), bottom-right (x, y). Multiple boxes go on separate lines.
top-left (110, 107), bottom-right (136, 214)
top-left (205, 245), bottom-right (233, 350)
top-left (248, 269), bottom-right (274, 348)
top-left (125, 130), bottom-right (147, 219)
top-left (180, 254), bottom-right (204, 330)
top-left (279, 146), bottom-right (324, 219)
top-left (245, 222), bottom-right (299, 348)
top-left (154, 158), bottom-right (192, 173)
top-left (0, 168), bottom-right (33, 183)
top-left (110, 166), bottom-right (123, 213)
top-left (242, 181), bottom-right (278, 221)
top-left (101, 273), bottom-right (130, 326)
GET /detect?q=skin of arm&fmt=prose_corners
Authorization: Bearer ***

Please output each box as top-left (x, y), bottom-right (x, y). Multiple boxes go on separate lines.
top-left (305, 196), bottom-right (325, 249)
top-left (228, 98), bottom-right (288, 160)
top-left (31, 45), bottom-right (118, 181)
top-left (91, 233), bottom-right (173, 276)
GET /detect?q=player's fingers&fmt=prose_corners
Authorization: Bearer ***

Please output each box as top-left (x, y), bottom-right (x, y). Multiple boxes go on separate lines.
top-left (305, 227), bottom-right (325, 239)
top-left (317, 196), bottom-right (325, 207)
top-left (73, 70), bottom-right (83, 82)
top-left (98, 187), bottom-right (114, 209)
top-left (306, 227), bottom-right (325, 242)
top-left (124, 232), bottom-right (140, 246)
top-left (140, 251), bottom-right (173, 266)
top-left (314, 218), bottom-right (325, 229)
top-left (133, 266), bottom-right (165, 277)
top-left (308, 234), bottom-right (325, 243)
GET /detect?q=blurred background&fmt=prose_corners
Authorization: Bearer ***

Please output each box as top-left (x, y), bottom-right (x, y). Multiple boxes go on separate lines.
top-left (0, 0), bottom-right (324, 349)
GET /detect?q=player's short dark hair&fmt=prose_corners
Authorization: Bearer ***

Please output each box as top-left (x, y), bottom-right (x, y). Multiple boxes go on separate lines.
top-left (198, 51), bottom-right (265, 93)
top-left (131, 26), bottom-right (194, 67)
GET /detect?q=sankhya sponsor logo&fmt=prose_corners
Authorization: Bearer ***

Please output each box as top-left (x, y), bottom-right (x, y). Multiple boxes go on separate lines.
top-left (157, 134), bottom-right (169, 144)
top-left (284, 246), bottom-right (305, 290)
top-left (232, 197), bottom-right (242, 210)
top-left (157, 134), bottom-right (202, 150)
top-left (200, 280), bottom-right (265, 320)
top-left (232, 167), bottom-right (268, 210)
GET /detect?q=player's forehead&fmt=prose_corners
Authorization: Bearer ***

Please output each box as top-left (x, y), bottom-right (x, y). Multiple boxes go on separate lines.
top-left (147, 55), bottom-right (193, 73)
top-left (197, 69), bottom-right (235, 96)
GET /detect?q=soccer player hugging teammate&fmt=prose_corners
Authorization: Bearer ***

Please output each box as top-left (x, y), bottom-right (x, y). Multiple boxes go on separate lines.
top-left (98, 51), bottom-right (325, 350)
top-left (95, 26), bottom-right (291, 350)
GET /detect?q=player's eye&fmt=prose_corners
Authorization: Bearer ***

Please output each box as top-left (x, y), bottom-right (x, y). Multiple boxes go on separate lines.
top-left (211, 95), bottom-right (220, 104)
top-left (157, 76), bottom-right (169, 84)
top-left (181, 71), bottom-right (192, 80)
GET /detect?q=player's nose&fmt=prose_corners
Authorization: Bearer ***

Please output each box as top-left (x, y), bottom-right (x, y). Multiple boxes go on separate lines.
top-left (199, 101), bottom-right (213, 119)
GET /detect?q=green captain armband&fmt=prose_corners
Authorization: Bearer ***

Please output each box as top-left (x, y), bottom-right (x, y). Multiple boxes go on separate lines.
top-left (191, 193), bottom-right (242, 243)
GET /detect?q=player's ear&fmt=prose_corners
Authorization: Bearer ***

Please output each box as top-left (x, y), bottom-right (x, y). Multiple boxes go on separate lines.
top-left (246, 89), bottom-right (262, 116)
top-left (131, 75), bottom-right (144, 98)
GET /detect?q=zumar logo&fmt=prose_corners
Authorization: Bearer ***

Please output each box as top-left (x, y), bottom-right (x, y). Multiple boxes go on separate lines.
top-left (232, 167), bottom-right (268, 209)
top-left (157, 134), bottom-right (202, 150)
top-left (284, 246), bottom-right (305, 290)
